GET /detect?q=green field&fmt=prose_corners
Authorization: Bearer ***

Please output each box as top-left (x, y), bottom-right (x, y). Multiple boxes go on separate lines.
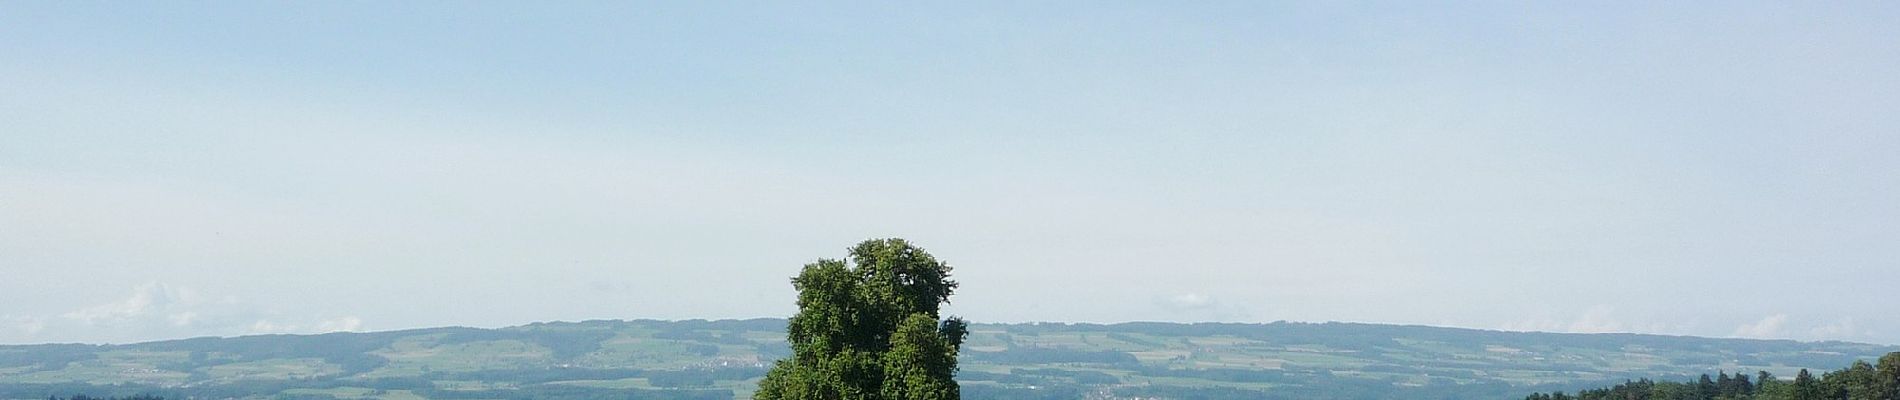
top-left (0, 319), bottom-right (1892, 400)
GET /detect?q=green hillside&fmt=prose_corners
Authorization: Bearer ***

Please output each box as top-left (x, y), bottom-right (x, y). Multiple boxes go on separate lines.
top-left (1, 319), bottom-right (1892, 400)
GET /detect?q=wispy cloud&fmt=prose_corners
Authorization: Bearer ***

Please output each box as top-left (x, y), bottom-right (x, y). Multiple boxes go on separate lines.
top-left (1499, 305), bottom-right (1681, 336)
top-left (1154, 292), bottom-right (1251, 321)
top-left (1807, 318), bottom-right (1869, 340)
top-left (60, 282), bottom-right (207, 327)
top-left (1732, 314), bottom-right (1789, 339)
top-left (2, 282), bottom-right (367, 344)
top-left (1564, 306), bottom-right (1626, 334)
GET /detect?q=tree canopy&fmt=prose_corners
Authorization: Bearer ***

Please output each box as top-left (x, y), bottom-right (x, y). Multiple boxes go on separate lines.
top-left (755, 238), bottom-right (968, 400)
top-left (1524, 351), bottom-right (1900, 400)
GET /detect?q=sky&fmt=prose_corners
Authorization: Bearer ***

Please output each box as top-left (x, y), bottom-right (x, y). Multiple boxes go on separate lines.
top-left (2, 2), bottom-right (1897, 345)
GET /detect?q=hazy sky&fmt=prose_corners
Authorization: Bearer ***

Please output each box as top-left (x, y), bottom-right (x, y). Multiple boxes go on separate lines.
top-left (3, 2), bottom-right (1897, 345)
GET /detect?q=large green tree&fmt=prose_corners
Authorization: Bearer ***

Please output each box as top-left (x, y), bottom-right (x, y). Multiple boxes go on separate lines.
top-left (1878, 352), bottom-right (1900, 400)
top-left (755, 238), bottom-right (968, 400)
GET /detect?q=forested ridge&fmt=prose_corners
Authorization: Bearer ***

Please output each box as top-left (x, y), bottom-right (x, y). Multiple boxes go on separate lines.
top-left (1526, 352), bottom-right (1900, 400)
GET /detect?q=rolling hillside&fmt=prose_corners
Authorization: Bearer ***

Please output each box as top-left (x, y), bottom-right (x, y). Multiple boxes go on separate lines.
top-left (1, 319), bottom-right (1892, 400)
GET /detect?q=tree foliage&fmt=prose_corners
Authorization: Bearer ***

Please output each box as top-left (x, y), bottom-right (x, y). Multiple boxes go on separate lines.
top-left (755, 238), bottom-right (967, 400)
top-left (1524, 351), bottom-right (1900, 400)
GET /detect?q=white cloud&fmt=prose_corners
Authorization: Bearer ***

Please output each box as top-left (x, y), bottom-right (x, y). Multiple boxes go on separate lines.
top-left (1505, 312), bottom-right (1876, 342)
top-left (1498, 305), bottom-right (1681, 336)
top-left (60, 282), bottom-right (200, 326)
top-left (1, 282), bottom-right (369, 344)
top-left (1732, 314), bottom-right (1788, 339)
top-left (245, 316), bottom-right (370, 335)
top-left (1566, 305), bottom-right (1625, 334)
top-left (1807, 318), bottom-right (1872, 341)
top-left (248, 320), bottom-right (295, 334)
top-left (1153, 292), bottom-right (1251, 321)
top-left (317, 316), bottom-right (365, 333)
top-left (1165, 293), bottom-right (1215, 310)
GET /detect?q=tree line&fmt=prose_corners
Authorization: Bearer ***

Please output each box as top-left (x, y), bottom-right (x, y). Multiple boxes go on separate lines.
top-left (1526, 352), bottom-right (1900, 400)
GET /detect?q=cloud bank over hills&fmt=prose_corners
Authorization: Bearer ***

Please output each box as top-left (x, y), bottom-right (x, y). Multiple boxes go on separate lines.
top-left (4, 282), bottom-right (364, 344)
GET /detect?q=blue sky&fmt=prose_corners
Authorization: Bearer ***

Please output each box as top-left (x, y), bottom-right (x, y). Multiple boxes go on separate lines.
top-left (3, 2), bottom-right (1897, 345)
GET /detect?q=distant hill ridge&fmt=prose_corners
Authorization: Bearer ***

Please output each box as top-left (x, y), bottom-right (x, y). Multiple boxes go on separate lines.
top-left (1, 319), bottom-right (1893, 400)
